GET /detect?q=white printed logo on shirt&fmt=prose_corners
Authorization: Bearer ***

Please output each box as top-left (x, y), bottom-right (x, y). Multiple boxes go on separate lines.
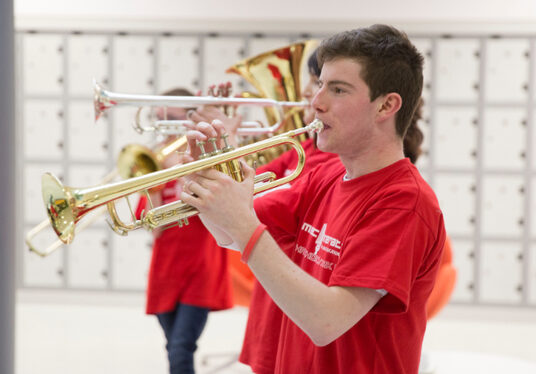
top-left (301, 222), bottom-right (341, 257)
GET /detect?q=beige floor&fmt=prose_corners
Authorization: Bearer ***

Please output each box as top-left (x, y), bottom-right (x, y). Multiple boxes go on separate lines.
top-left (15, 289), bottom-right (536, 374)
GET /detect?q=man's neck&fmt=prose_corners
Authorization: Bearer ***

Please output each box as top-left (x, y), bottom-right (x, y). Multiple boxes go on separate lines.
top-left (339, 142), bottom-right (405, 180)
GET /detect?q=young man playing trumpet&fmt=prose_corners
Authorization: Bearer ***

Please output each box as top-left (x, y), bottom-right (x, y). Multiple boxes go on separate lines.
top-left (181, 25), bottom-right (446, 374)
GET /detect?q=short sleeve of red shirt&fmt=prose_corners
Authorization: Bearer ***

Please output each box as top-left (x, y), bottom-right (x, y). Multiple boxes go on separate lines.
top-left (254, 167), bottom-right (316, 245)
top-left (330, 205), bottom-right (440, 313)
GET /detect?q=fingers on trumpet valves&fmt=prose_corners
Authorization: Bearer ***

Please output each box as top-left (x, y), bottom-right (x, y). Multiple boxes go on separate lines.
top-left (186, 126), bottom-right (209, 156)
top-left (186, 121), bottom-right (231, 160)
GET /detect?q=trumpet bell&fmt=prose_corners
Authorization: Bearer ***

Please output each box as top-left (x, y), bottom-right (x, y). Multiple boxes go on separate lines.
top-left (94, 80), bottom-right (110, 121)
top-left (42, 173), bottom-right (76, 244)
top-left (117, 144), bottom-right (160, 179)
top-left (116, 136), bottom-right (188, 179)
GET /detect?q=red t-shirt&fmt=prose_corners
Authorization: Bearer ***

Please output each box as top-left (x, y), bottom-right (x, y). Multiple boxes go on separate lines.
top-left (144, 180), bottom-right (233, 314)
top-left (251, 158), bottom-right (445, 374)
top-left (239, 139), bottom-right (338, 373)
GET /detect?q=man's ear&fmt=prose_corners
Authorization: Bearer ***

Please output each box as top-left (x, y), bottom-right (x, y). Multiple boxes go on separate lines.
top-left (377, 93), bottom-right (402, 122)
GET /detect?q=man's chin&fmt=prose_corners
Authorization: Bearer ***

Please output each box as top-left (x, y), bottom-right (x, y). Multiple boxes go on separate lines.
top-left (316, 141), bottom-right (331, 153)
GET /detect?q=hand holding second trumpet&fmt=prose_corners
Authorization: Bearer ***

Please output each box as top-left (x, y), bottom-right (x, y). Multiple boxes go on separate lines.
top-left (188, 106), bottom-right (242, 147)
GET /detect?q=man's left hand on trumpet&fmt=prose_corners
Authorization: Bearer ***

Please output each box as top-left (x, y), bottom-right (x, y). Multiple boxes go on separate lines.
top-left (181, 120), bottom-right (261, 251)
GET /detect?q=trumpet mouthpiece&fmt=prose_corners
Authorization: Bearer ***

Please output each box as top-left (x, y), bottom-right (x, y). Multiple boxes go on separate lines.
top-left (308, 119), bottom-right (324, 133)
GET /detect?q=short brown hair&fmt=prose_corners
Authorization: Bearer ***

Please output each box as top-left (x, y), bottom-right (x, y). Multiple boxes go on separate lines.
top-left (317, 25), bottom-right (424, 138)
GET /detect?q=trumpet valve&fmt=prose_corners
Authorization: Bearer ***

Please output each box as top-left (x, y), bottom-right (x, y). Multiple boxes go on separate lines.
top-left (197, 140), bottom-right (210, 159)
top-left (208, 137), bottom-right (221, 156)
top-left (221, 133), bottom-right (233, 153)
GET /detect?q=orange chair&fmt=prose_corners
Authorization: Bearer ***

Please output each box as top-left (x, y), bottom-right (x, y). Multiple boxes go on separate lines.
top-left (227, 251), bottom-right (255, 307)
top-left (425, 237), bottom-right (457, 320)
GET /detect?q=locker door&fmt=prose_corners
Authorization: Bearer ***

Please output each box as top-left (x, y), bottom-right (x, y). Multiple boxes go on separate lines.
top-left (67, 228), bottom-right (108, 289)
top-left (204, 36), bottom-right (245, 92)
top-left (111, 228), bottom-right (152, 290)
top-left (450, 239), bottom-right (475, 302)
top-left (436, 39), bottom-right (480, 102)
top-left (479, 241), bottom-right (523, 304)
top-left (485, 39), bottom-right (529, 103)
top-left (113, 35), bottom-right (154, 93)
top-left (23, 34), bottom-right (64, 95)
top-left (434, 174), bottom-right (476, 236)
top-left (435, 106), bottom-right (478, 169)
top-left (157, 36), bottom-right (200, 93)
top-left (67, 35), bottom-right (109, 96)
top-left (111, 107), bottom-right (155, 159)
top-left (481, 175), bottom-right (524, 238)
top-left (23, 224), bottom-right (64, 287)
top-left (24, 100), bottom-right (64, 160)
top-left (482, 108), bottom-right (526, 171)
top-left (68, 100), bottom-right (108, 162)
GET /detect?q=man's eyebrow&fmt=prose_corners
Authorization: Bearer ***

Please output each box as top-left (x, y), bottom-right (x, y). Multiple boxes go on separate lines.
top-left (320, 79), bottom-right (355, 89)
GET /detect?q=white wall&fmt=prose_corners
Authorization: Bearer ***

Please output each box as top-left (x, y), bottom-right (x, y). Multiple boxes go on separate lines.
top-left (14, 0), bottom-right (536, 33)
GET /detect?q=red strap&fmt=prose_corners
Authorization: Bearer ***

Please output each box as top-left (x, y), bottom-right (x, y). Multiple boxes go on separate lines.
top-left (241, 224), bottom-right (267, 264)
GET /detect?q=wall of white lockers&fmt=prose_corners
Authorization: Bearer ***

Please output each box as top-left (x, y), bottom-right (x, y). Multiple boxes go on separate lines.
top-left (16, 21), bottom-right (536, 309)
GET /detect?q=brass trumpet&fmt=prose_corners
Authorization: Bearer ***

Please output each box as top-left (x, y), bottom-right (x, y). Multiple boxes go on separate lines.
top-left (42, 120), bottom-right (323, 244)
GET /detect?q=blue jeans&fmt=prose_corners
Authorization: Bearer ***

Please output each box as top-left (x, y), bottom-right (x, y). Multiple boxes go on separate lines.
top-left (157, 303), bottom-right (210, 374)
